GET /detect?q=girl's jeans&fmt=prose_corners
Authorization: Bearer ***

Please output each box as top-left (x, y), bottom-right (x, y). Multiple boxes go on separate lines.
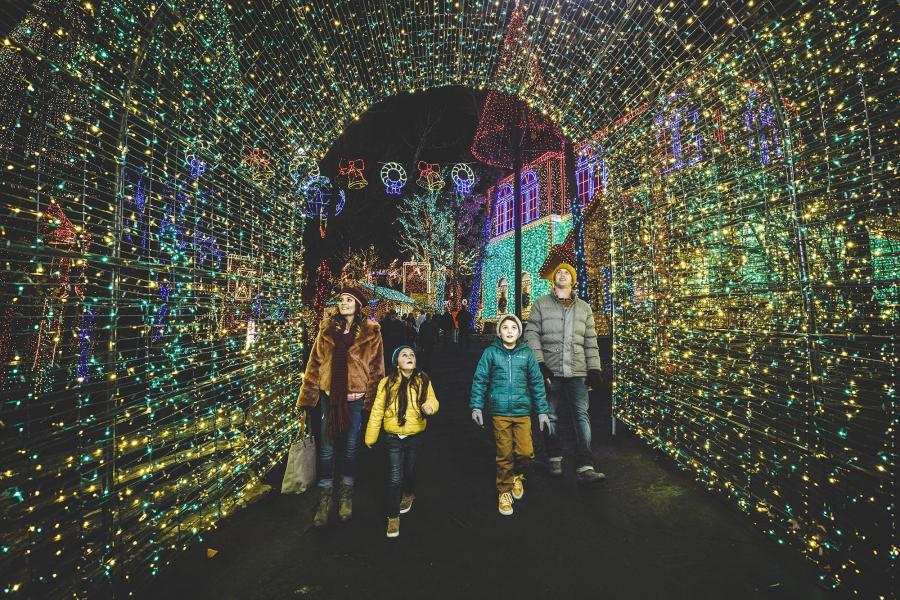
top-left (317, 393), bottom-right (364, 488)
top-left (385, 433), bottom-right (419, 517)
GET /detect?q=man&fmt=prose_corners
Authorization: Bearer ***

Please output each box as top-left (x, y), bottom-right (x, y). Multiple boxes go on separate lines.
top-left (456, 299), bottom-right (473, 351)
top-left (416, 313), bottom-right (437, 371)
top-left (523, 258), bottom-right (606, 484)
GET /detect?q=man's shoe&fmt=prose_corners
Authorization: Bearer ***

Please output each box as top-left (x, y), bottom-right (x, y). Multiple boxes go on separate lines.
top-left (498, 492), bottom-right (514, 516)
top-left (386, 516), bottom-right (400, 538)
top-left (549, 457), bottom-right (563, 477)
top-left (399, 493), bottom-right (415, 514)
top-left (313, 487), bottom-right (332, 527)
top-left (511, 475), bottom-right (525, 500)
top-left (576, 467), bottom-right (607, 484)
top-left (338, 483), bottom-right (354, 521)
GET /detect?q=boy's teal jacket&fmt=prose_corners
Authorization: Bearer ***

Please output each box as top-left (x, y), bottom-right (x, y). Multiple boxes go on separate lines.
top-left (469, 337), bottom-right (550, 417)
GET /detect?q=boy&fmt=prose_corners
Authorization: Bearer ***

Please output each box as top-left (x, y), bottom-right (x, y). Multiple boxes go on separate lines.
top-left (470, 314), bottom-right (553, 515)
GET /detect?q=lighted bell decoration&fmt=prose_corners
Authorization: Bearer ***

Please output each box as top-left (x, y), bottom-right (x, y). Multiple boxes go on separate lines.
top-left (339, 158), bottom-right (368, 189)
top-left (416, 161), bottom-right (445, 192)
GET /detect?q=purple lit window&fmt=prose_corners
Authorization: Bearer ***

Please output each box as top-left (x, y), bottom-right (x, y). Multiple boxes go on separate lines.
top-left (745, 88), bottom-right (783, 166)
top-left (654, 93), bottom-right (703, 174)
top-left (495, 184), bottom-right (513, 235)
top-left (521, 171), bottom-right (539, 224)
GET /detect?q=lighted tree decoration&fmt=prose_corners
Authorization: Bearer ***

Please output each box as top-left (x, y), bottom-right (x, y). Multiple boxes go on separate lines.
top-left (396, 191), bottom-right (482, 308)
top-left (380, 162), bottom-right (407, 195)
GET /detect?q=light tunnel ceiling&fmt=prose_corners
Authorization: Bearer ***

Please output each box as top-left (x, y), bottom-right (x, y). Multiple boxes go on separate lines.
top-left (230, 0), bottom-right (783, 158)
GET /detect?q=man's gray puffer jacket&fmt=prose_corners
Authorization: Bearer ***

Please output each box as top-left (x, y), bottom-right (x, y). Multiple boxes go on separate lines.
top-left (523, 293), bottom-right (602, 378)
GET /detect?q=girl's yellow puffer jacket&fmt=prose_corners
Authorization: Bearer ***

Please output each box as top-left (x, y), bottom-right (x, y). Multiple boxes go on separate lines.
top-left (365, 373), bottom-right (439, 446)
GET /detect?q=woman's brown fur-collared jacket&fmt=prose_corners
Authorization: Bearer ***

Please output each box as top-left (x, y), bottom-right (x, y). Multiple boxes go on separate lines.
top-left (296, 317), bottom-right (385, 410)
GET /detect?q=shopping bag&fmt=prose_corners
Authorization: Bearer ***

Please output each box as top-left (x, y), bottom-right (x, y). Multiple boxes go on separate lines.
top-left (281, 414), bottom-right (316, 494)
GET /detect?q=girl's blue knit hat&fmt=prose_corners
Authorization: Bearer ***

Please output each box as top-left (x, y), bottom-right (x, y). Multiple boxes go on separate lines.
top-left (391, 344), bottom-right (414, 368)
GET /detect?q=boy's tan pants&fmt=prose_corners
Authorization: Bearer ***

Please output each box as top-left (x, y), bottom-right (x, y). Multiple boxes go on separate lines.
top-left (492, 416), bottom-right (534, 493)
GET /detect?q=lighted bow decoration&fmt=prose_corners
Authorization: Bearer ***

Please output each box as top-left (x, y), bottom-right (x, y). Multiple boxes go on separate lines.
top-left (380, 162), bottom-right (407, 195)
top-left (417, 161), bottom-right (445, 192)
top-left (242, 146), bottom-right (273, 181)
top-left (338, 158), bottom-right (368, 189)
top-left (450, 163), bottom-right (476, 194)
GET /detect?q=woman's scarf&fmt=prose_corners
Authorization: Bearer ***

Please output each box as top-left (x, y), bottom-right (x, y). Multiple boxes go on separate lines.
top-left (327, 323), bottom-right (357, 436)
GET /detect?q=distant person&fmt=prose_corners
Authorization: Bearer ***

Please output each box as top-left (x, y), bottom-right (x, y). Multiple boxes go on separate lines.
top-left (451, 307), bottom-right (460, 344)
top-left (416, 313), bottom-right (437, 371)
top-left (297, 286), bottom-right (385, 527)
top-left (456, 299), bottom-right (473, 351)
top-left (365, 345), bottom-right (439, 538)
top-left (380, 309), bottom-right (403, 366)
top-left (415, 311), bottom-right (426, 333)
top-left (438, 308), bottom-right (454, 347)
top-left (470, 314), bottom-right (553, 516)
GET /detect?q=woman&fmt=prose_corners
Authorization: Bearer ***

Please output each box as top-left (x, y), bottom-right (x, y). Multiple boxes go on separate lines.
top-left (297, 286), bottom-right (385, 526)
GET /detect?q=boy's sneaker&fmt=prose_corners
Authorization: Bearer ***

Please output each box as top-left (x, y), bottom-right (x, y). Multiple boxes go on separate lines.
top-left (498, 492), bottom-right (514, 516)
top-left (549, 457), bottom-right (563, 477)
top-left (576, 466), bottom-right (607, 484)
top-left (399, 493), bottom-right (415, 514)
top-left (386, 517), bottom-right (400, 538)
top-left (511, 475), bottom-right (525, 500)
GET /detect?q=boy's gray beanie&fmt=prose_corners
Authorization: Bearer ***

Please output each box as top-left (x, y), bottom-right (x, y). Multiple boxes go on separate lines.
top-left (496, 314), bottom-right (523, 339)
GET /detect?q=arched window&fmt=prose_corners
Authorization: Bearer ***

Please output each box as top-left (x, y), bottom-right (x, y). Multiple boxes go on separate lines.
top-left (521, 271), bottom-right (532, 310)
top-left (521, 171), bottom-right (539, 224)
top-left (496, 276), bottom-right (509, 315)
top-left (495, 183), bottom-right (513, 235)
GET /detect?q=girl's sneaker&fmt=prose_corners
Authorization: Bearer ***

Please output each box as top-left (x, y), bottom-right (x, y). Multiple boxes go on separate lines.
top-left (512, 475), bottom-right (525, 500)
top-left (386, 517), bottom-right (400, 538)
top-left (400, 493), bottom-right (415, 514)
top-left (498, 492), bottom-right (514, 516)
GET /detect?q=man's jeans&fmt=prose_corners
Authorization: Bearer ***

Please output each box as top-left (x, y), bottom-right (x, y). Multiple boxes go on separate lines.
top-left (385, 434), bottom-right (419, 517)
top-left (545, 377), bottom-right (594, 469)
top-left (317, 394), bottom-right (364, 488)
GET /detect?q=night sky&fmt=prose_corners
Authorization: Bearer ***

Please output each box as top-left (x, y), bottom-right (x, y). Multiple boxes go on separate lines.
top-left (305, 85), bottom-right (504, 295)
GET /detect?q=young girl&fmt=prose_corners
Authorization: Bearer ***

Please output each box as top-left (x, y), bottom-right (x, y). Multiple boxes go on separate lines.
top-left (365, 345), bottom-right (439, 538)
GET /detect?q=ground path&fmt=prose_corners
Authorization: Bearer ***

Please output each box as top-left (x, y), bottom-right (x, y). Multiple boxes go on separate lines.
top-left (143, 336), bottom-right (826, 600)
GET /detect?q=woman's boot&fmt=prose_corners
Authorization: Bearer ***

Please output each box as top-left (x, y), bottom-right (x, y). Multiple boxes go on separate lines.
top-left (313, 486), bottom-right (332, 527)
top-left (337, 483), bottom-right (353, 521)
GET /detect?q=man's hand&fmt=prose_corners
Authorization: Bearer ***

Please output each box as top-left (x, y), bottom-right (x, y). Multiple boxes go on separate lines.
top-left (538, 362), bottom-right (555, 384)
top-left (471, 408), bottom-right (483, 427)
top-left (587, 369), bottom-right (603, 391)
top-left (423, 404), bottom-right (434, 416)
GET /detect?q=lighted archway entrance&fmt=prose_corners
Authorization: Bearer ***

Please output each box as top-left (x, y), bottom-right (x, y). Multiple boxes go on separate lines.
top-left (0, 1), bottom-right (893, 597)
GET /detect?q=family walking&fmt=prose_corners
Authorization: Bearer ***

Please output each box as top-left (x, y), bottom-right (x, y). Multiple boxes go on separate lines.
top-left (296, 257), bottom-right (605, 538)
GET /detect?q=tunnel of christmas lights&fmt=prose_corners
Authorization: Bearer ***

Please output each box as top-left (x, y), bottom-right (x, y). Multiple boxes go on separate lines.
top-left (0, 0), bottom-right (895, 597)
